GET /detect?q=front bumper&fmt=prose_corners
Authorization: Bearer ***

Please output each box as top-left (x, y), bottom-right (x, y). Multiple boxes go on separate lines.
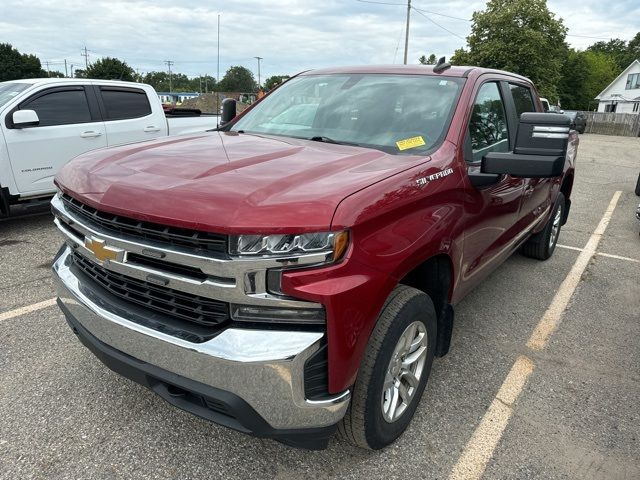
top-left (53, 246), bottom-right (350, 449)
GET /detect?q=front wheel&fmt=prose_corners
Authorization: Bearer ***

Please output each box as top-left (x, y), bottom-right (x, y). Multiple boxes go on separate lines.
top-left (338, 285), bottom-right (437, 450)
top-left (522, 193), bottom-right (565, 260)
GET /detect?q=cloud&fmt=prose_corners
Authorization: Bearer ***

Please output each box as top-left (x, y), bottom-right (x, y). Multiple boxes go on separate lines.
top-left (1, 0), bottom-right (637, 81)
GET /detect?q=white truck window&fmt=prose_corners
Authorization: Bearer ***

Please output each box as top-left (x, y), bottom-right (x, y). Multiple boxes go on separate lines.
top-left (22, 88), bottom-right (92, 127)
top-left (100, 88), bottom-right (152, 120)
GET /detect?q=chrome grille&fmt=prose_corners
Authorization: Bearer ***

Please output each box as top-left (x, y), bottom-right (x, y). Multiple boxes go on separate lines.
top-left (61, 193), bottom-right (228, 254)
top-left (72, 252), bottom-right (229, 327)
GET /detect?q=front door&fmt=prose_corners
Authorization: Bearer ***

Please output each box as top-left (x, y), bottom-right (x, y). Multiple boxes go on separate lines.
top-left (3, 86), bottom-right (106, 195)
top-left (459, 81), bottom-right (525, 296)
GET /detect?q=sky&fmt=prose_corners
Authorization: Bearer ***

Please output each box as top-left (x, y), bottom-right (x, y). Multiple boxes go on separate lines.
top-left (2, 0), bottom-right (638, 82)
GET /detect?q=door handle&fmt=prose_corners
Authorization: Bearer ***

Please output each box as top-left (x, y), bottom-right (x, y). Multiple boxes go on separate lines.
top-left (144, 126), bottom-right (161, 132)
top-left (80, 131), bottom-right (103, 138)
top-left (524, 186), bottom-right (534, 197)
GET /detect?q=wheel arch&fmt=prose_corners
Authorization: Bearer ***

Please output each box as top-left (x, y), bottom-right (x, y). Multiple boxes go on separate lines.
top-left (398, 253), bottom-right (455, 357)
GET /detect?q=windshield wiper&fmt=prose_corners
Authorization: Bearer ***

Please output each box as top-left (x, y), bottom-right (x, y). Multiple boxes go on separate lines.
top-left (308, 136), bottom-right (366, 148)
top-left (309, 135), bottom-right (341, 144)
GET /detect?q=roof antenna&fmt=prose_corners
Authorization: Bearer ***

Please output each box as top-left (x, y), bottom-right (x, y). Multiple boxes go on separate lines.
top-left (433, 56), bottom-right (451, 73)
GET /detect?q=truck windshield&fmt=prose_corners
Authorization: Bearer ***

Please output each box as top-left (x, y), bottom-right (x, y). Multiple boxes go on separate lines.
top-left (0, 82), bottom-right (33, 109)
top-left (231, 74), bottom-right (463, 155)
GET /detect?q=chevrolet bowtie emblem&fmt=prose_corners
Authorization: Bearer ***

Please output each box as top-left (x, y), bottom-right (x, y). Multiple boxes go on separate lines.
top-left (84, 236), bottom-right (123, 262)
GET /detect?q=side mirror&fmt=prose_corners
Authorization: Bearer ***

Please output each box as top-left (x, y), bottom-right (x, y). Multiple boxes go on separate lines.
top-left (482, 113), bottom-right (570, 178)
top-left (221, 98), bottom-right (236, 126)
top-left (468, 113), bottom-right (570, 187)
top-left (12, 109), bottom-right (40, 128)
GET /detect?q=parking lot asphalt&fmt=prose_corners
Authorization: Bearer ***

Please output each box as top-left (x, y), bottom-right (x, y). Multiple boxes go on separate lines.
top-left (1, 134), bottom-right (638, 480)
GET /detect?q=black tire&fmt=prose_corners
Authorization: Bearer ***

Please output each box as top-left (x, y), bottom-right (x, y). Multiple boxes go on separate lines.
top-left (338, 285), bottom-right (437, 450)
top-left (522, 193), bottom-right (565, 260)
top-left (635, 173), bottom-right (640, 196)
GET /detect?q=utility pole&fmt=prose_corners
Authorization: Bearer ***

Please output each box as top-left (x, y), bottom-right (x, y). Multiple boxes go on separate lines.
top-left (254, 56), bottom-right (263, 89)
top-left (70, 64), bottom-right (74, 78)
top-left (217, 13), bottom-right (221, 121)
top-left (44, 61), bottom-right (50, 77)
top-left (64, 59), bottom-right (68, 77)
top-left (164, 60), bottom-right (174, 92)
top-left (403, 0), bottom-right (411, 65)
top-left (81, 46), bottom-right (90, 69)
top-left (217, 14), bottom-right (221, 87)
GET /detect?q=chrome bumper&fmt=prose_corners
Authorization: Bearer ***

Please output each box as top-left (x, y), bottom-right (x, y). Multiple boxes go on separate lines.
top-left (53, 245), bottom-right (350, 430)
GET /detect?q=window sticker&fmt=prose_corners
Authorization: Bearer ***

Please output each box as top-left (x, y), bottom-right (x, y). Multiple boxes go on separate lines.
top-left (396, 135), bottom-right (426, 151)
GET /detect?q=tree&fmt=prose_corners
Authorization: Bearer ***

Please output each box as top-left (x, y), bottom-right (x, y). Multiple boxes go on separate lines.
top-left (0, 43), bottom-right (47, 81)
top-left (627, 32), bottom-right (640, 64)
top-left (141, 71), bottom-right (216, 92)
top-left (557, 49), bottom-right (618, 111)
top-left (587, 38), bottom-right (628, 71)
top-left (84, 57), bottom-right (135, 81)
top-left (450, 0), bottom-right (567, 98)
top-left (216, 66), bottom-right (257, 92)
top-left (557, 49), bottom-right (590, 110)
top-left (418, 54), bottom-right (437, 65)
top-left (581, 51), bottom-right (618, 109)
top-left (263, 75), bottom-right (290, 90)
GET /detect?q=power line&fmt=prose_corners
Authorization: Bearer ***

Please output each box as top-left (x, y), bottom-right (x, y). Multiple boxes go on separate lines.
top-left (411, 7), bottom-right (466, 40)
top-left (411, 6), bottom-right (470, 22)
top-left (358, 0), bottom-right (619, 42)
top-left (356, 0), bottom-right (405, 5)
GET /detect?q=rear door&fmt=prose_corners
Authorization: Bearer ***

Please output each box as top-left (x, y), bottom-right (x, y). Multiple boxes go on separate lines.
top-left (3, 85), bottom-right (106, 195)
top-left (460, 80), bottom-right (526, 291)
top-left (95, 85), bottom-right (167, 147)
top-left (507, 82), bottom-right (553, 229)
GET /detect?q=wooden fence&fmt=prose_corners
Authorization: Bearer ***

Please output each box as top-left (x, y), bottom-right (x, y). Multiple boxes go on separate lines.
top-left (584, 112), bottom-right (640, 137)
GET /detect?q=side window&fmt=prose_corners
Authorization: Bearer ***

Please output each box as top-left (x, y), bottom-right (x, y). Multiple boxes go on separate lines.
top-left (21, 89), bottom-right (91, 127)
top-left (468, 82), bottom-right (509, 163)
top-left (509, 84), bottom-right (536, 116)
top-left (100, 88), bottom-right (152, 120)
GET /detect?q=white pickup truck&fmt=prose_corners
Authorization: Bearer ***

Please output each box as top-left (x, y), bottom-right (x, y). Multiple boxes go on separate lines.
top-left (0, 78), bottom-right (218, 216)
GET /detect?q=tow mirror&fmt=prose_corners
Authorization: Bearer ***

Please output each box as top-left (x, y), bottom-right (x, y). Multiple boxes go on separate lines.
top-left (472, 113), bottom-right (569, 185)
top-left (12, 109), bottom-right (40, 128)
top-left (221, 98), bottom-right (237, 126)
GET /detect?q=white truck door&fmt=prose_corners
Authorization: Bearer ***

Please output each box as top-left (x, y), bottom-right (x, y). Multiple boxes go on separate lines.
top-left (2, 85), bottom-right (106, 195)
top-left (95, 85), bottom-right (167, 146)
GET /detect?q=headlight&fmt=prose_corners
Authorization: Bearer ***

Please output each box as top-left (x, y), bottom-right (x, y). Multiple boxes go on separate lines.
top-left (230, 230), bottom-right (349, 262)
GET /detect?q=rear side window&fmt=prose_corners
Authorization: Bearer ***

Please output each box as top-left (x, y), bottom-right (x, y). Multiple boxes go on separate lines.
top-left (509, 84), bottom-right (536, 116)
top-left (100, 88), bottom-right (151, 120)
top-left (468, 82), bottom-right (509, 162)
top-left (22, 89), bottom-right (91, 127)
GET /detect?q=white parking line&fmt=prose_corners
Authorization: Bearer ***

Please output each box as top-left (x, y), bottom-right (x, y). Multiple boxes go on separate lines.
top-left (528, 191), bottom-right (621, 351)
top-left (0, 298), bottom-right (57, 323)
top-left (449, 356), bottom-right (535, 480)
top-left (556, 243), bottom-right (584, 252)
top-left (449, 191), bottom-right (622, 480)
top-left (558, 244), bottom-right (640, 264)
top-left (597, 252), bottom-right (640, 264)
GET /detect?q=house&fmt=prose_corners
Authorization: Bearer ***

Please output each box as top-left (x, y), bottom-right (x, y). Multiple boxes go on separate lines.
top-left (595, 59), bottom-right (640, 113)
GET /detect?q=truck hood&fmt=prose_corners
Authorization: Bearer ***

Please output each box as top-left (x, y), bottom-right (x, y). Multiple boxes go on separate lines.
top-left (56, 132), bottom-right (428, 233)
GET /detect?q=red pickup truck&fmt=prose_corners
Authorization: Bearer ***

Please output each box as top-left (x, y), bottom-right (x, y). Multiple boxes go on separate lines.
top-left (52, 63), bottom-right (577, 450)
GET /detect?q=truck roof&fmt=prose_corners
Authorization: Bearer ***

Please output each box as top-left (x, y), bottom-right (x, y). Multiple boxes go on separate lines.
top-left (4, 78), bottom-right (151, 88)
top-left (302, 64), bottom-right (533, 83)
